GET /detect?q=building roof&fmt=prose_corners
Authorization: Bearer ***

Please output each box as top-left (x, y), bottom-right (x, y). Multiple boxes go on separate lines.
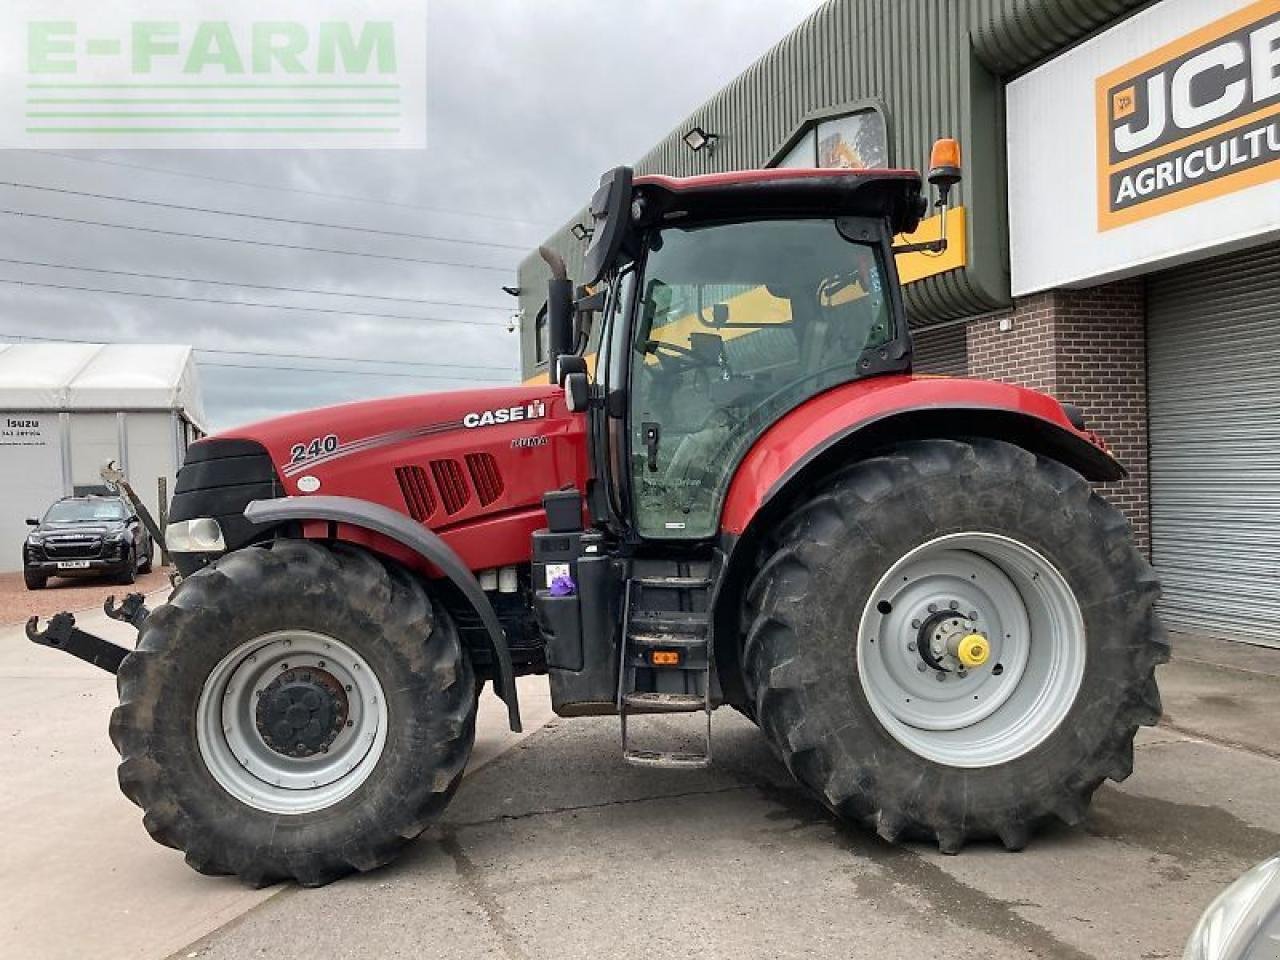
top-left (0, 343), bottom-right (206, 428)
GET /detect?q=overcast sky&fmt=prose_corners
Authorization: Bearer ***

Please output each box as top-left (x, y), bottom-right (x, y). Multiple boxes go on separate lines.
top-left (0, 1), bottom-right (822, 431)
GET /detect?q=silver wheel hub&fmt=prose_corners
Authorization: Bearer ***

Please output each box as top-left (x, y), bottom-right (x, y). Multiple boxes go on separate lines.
top-left (197, 630), bottom-right (388, 814)
top-left (858, 532), bottom-right (1086, 768)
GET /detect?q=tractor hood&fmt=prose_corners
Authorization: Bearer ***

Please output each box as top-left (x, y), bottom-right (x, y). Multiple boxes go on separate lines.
top-left (215, 383), bottom-right (577, 500)
top-left (171, 382), bottom-right (588, 574)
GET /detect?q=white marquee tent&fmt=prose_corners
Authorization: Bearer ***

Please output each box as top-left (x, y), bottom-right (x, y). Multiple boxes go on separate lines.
top-left (0, 343), bottom-right (206, 573)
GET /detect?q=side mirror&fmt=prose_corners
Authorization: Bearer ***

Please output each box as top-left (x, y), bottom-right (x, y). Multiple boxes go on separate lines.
top-left (582, 166), bottom-right (634, 286)
top-left (26, 517), bottom-right (39, 526)
top-left (564, 372), bottom-right (590, 413)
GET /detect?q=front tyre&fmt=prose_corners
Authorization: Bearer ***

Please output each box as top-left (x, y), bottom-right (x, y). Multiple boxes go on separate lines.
top-left (110, 540), bottom-right (476, 886)
top-left (744, 438), bottom-right (1167, 853)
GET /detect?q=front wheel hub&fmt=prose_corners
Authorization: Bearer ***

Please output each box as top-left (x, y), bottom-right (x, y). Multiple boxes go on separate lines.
top-left (255, 667), bottom-right (349, 758)
top-left (196, 630), bottom-right (388, 815)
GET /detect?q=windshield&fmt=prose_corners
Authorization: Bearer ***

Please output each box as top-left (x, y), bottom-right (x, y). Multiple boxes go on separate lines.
top-left (44, 500), bottom-right (128, 523)
top-left (627, 217), bottom-right (894, 539)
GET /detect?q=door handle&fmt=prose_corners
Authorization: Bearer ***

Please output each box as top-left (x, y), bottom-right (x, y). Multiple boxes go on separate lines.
top-left (641, 421), bottom-right (661, 472)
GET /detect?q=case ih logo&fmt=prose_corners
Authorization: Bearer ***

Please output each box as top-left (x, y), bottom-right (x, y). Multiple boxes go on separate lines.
top-left (1095, 0), bottom-right (1280, 230)
top-left (463, 400), bottom-right (546, 429)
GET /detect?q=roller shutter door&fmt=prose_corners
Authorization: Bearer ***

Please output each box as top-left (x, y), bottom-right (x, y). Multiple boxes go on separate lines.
top-left (1147, 242), bottom-right (1280, 644)
top-left (912, 322), bottom-right (968, 377)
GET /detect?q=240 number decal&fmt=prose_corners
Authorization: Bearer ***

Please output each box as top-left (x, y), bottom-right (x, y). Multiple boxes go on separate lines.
top-left (289, 433), bottom-right (339, 465)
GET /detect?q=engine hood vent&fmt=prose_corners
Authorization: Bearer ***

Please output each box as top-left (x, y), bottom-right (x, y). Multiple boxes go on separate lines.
top-left (465, 452), bottom-right (505, 506)
top-left (431, 459), bottom-right (470, 515)
top-left (394, 465), bottom-right (436, 522)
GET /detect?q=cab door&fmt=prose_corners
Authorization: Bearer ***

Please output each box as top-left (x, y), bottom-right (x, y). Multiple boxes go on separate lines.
top-left (622, 218), bottom-right (896, 541)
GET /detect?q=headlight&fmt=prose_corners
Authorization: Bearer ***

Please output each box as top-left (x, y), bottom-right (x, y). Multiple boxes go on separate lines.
top-left (165, 518), bottom-right (226, 553)
top-left (1184, 855), bottom-right (1280, 960)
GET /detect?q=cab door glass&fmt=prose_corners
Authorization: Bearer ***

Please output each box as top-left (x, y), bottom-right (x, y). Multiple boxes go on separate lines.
top-left (628, 218), bottom-right (891, 539)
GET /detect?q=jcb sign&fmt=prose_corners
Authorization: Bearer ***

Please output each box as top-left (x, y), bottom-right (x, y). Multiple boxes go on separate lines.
top-left (1095, 0), bottom-right (1280, 230)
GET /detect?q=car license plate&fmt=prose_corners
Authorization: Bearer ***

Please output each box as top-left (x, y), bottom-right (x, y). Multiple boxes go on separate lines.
top-left (57, 560), bottom-right (91, 570)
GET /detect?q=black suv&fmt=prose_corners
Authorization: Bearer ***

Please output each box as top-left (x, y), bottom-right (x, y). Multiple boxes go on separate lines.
top-left (23, 496), bottom-right (153, 590)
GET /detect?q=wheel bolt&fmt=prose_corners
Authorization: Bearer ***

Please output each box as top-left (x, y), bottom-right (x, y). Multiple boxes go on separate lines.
top-left (969, 611), bottom-right (979, 620)
top-left (346, 719), bottom-right (354, 727)
top-left (254, 689), bottom-right (263, 697)
top-left (283, 639), bottom-right (291, 647)
top-left (907, 641), bottom-right (917, 652)
top-left (927, 603), bottom-right (938, 613)
top-left (916, 663), bottom-right (927, 673)
top-left (345, 684), bottom-right (353, 692)
top-left (935, 673), bottom-right (946, 682)
top-left (911, 619), bottom-right (921, 629)
top-left (280, 663), bottom-right (289, 671)
top-left (949, 600), bottom-right (959, 610)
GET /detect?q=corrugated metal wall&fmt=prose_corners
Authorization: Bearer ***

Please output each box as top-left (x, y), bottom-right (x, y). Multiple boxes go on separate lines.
top-left (1147, 243), bottom-right (1280, 645)
top-left (518, 0), bottom-right (1149, 377)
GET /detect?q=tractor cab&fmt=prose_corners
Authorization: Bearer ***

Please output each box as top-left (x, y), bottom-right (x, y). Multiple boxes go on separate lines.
top-left (532, 149), bottom-right (966, 763)
top-left (544, 156), bottom-right (950, 544)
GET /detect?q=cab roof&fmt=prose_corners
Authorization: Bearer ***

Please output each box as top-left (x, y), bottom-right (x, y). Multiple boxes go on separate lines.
top-left (633, 167), bottom-right (926, 235)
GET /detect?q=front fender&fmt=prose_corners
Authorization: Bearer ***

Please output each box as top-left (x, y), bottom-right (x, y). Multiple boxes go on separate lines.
top-left (244, 495), bottom-right (521, 732)
top-left (721, 375), bottom-right (1123, 536)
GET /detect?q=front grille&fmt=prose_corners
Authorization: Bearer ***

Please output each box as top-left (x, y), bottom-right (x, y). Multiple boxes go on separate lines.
top-left (395, 465), bottom-right (437, 522)
top-left (465, 453), bottom-right (505, 506)
top-left (43, 537), bottom-right (103, 559)
top-left (430, 459), bottom-right (471, 515)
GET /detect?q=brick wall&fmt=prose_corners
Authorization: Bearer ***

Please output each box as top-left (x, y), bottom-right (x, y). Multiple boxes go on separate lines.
top-left (966, 280), bottom-right (1149, 553)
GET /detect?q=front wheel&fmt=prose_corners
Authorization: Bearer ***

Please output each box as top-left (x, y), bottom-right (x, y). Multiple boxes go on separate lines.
top-left (110, 540), bottom-right (476, 886)
top-left (744, 438), bottom-right (1167, 853)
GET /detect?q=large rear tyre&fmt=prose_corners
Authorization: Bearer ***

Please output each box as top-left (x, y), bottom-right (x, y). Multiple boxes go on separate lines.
top-left (110, 539), bottom-right (476, 886)
top-left (744, 438), bottom-right (1167, 853)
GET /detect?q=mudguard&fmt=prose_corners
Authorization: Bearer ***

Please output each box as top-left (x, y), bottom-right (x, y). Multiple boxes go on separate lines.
top-left (244, 495), bottom-right (521, 732)
top-left (721, 375), bottom-right (1124, 536)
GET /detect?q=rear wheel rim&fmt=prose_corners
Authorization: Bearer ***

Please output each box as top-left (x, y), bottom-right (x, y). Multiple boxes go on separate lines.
top-left (857, 532), bottom-right (1085, 768)
top-left (196, 630), bottom-right (388, 814)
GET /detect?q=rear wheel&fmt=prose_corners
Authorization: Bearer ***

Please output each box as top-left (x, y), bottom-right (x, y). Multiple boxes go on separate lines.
top-left (110, 539), bottom-right (476, 886)
top-left (744, 438), bottom-right (1167, 853)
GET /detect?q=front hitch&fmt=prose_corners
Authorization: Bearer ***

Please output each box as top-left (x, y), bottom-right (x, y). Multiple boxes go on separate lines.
top-left (26, 610), bottom-right (133, 675)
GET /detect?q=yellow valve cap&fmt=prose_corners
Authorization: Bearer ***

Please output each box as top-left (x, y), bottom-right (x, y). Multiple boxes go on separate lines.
top-left (956, 633), bottom-right (990, 668)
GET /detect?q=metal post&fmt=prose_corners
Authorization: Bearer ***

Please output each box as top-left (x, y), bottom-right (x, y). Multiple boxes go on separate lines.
top-left (157, 476), bottom-right (169, 568)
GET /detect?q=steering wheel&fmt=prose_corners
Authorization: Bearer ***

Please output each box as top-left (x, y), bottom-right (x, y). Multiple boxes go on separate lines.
top-left (641, 339), bottom-right (703, 374)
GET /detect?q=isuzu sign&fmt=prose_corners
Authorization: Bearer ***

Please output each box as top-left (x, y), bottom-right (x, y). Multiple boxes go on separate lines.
top-left (1096, 0), bottom-right (1280, 230)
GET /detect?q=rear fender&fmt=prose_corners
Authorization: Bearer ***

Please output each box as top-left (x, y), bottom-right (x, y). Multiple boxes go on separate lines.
top-left (712, 376), bottom-right (1125, 708)
top-left (244, 495), bottom-right (521, 732)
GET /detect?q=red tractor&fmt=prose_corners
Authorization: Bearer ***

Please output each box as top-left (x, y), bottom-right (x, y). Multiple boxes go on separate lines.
top-left (31, 142), bottom-right (1166, 887)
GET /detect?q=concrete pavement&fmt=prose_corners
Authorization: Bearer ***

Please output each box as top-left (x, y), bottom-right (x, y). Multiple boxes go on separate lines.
top-left (5, 601), bottom-right (1279, 960)
top-left (0, 593), bottom-right (554, 960)
top-left (184, 633), bottom-right (1280, 960)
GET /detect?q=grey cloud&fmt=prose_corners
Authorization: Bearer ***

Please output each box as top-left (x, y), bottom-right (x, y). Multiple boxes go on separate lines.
top-left (0, 0), bottom-right (821, 431)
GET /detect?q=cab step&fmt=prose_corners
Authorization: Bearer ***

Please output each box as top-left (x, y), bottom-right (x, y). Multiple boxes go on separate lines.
top-left (621, 691), bottom-right (706, 712)
top-left (618, 567), bottom-right (714, 769)
top-left (622, 748), bottom-right (711, 770)
top-left (632, 575), bottom-right (712, 590)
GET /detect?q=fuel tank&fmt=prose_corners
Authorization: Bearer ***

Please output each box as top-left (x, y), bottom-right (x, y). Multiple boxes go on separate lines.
top-left (174, 384), bottom-right (587, 574)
